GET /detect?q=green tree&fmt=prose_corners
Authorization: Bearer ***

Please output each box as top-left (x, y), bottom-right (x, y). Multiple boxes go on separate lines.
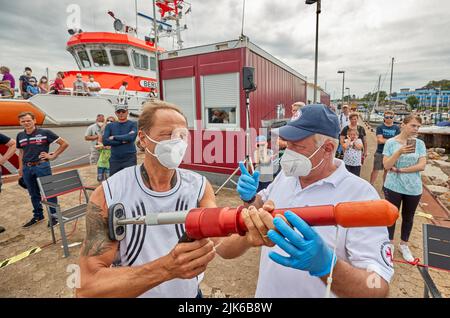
top-left (406, 95), bottom-right (419, 109)
top-left (424, 80), bottom-right (450, 90)
top-left (378, 91), bottom-right (387, 103)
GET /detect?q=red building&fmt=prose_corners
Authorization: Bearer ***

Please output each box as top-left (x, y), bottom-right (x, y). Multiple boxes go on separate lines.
top-left (159, 38), bottom-right (307, 179)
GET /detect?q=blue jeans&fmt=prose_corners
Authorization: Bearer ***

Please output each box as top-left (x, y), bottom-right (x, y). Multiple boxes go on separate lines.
top-left (110, 155), bottom-right (137, 176)
top-left (22, 161), bottom-right (57, 219)
top-left (97, 167), bottom-right (110, 182)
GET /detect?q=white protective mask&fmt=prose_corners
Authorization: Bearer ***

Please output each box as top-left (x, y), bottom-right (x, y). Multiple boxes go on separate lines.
top-left (144, 133), bottom-right (188, 169)
top-left (280, 144), bottom-right (324, 177)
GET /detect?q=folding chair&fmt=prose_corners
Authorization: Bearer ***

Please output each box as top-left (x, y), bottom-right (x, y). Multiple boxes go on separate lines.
top-left (418, 223), bottom-right (450, 298)
top-left (37, 170), bottom-right (95, 257)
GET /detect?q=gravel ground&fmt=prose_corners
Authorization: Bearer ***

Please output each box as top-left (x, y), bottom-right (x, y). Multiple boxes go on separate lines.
top-left (0, 130), bottom-right (449, 298)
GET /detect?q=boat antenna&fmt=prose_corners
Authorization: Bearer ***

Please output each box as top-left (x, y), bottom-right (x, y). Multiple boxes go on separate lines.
top-left (150, 0), bottom-right (191, 50)
top-left (135, 0), bottom-right (138, 35)
top-left (152, 0), bottom-right (159, 93)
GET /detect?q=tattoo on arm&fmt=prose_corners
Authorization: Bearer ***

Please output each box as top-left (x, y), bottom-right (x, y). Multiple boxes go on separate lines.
top-left (82, 202), bottom-right (114, 257)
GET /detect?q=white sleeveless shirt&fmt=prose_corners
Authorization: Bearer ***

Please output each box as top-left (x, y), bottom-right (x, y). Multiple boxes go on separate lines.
top-left (103, 165), bottom-right (207, 298)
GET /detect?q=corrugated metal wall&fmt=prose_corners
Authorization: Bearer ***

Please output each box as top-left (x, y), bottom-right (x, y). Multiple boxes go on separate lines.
top-left (246, 49), bottom-right (307, 131)
top-left (159, 46), bottom-right (307, 174)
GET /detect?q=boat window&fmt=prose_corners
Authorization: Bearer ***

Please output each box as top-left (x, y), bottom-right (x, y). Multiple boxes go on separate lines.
top-left (77, 51), bottom-right (91, 68)
top-left (132, 51), bottom-right (149, 70)
top-left (140, 55), bottom-right (149, 69)
top-left (111, 50), bottom-right (130, 67)
top-left (150, 56), bottom-right (156, 71)
top-left (91, 49), bottom-right (110, 67)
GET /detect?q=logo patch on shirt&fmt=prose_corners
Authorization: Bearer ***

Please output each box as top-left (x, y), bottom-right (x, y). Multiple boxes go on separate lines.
top-left (380, 241), bottom-right (394, 268)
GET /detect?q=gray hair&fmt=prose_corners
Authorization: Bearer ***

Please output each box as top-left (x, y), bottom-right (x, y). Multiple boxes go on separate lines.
top-left (314, 134), bottom-right (338, 150)
top-left (292, 102), bottom-right (306, 110)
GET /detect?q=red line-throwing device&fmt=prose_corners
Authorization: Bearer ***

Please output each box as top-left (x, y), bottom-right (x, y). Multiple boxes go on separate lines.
top-left (108, 200), bottom-right (399, 241)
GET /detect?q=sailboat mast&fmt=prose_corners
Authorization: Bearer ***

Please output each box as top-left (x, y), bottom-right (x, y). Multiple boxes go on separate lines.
top-left (375, 75), bottom-right (381, 109)
top-left (369, 75), bottom-right (381, 123)
top-left (389, 57), bottom-right (394, 99)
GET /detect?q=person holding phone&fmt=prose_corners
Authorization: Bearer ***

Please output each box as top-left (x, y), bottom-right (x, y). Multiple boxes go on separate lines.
top-left (369, 110), bottom-right (400, 185)
top-left (382, 115), bottom-right (426, 262)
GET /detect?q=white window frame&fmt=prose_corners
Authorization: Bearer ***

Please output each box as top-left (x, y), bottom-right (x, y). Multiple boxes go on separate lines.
top-left (89, 48), bottom-right (110, 67)
top-left (75, 50), bottom-right (92, 68)
top-left (201, 72), bottom-right (240, 130)
top-left (110, 49), bottom-right (131, 67)
top-left (132, 50), bottom-right (149, 70)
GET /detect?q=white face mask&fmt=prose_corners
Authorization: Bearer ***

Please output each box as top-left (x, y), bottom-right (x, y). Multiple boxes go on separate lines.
top-left (280, 144), bottom-right (324, 177)
top-left (144, 133), bottom-right (188, 169)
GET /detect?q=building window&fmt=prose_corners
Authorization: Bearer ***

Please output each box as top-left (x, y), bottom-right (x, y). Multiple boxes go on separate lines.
top-left (163, 77), bottom-right (196, 128)
top-left (77, 51), bottom-right (91, 68)
top-left (110, 50), bottom-right (130, 66)
top-left (201, 72), bottom-right (239, 129)
top-left (90, 49), bottom-right (110, 67)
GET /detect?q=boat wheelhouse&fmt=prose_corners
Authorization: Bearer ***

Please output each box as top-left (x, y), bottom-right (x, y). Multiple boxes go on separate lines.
top-left (65, 31), bottom-right (160, 98)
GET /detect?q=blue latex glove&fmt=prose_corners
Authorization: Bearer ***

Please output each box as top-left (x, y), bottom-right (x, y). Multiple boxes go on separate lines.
top-left (267, 211), bottom-right (336, 277)
top-left (236, 161), bottom-right (260, 202)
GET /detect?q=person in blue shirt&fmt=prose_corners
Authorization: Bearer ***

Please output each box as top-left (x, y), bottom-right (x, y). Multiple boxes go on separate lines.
top-left (369, 110), bottom-right (401, 185)
top-left (383, 114), bottom-right (426, 263)
top-left (16, 112), bottom-right (69, 228)
top-left (25, 77), bottom-right (40, 97)
top-left (103, 105), bottom-right (137, 176)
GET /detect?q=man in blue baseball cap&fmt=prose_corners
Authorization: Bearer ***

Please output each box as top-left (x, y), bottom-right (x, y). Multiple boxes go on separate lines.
top-left (218, 104), bottom-right (393, 298)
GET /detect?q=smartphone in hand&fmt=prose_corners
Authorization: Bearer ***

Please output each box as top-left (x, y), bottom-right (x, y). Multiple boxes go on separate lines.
top-left (406, 138), bottom-right (416, 153)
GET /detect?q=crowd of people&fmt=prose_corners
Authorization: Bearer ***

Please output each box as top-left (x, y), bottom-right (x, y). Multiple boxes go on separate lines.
top-left (73, 101), bottom-right (399, 298)
top-left (0, 66), bottom-right (105, 98)
top-left (253, 101), bottom-right (425, 265)
top-left (293, 102), bottom-right (425, 262)
top-left (0, 97), bottom-right (428, 298)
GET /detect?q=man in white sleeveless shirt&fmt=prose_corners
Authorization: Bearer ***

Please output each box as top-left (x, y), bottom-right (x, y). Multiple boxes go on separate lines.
top-left (77, 101), bottom-right (218, 298)
top-left (218, 104), bottom-right (394, 297)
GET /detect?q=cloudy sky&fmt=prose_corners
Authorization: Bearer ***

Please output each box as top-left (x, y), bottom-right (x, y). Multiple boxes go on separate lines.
top-left (1, 0), bottom-right (449, 99)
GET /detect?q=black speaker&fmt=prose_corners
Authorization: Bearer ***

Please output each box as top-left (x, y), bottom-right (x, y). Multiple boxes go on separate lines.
top-left (242, 67), bottom-right (256, 92)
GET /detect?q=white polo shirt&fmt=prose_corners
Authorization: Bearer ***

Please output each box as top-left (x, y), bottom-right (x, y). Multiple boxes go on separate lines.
top-left (256, 159), bottom-right (394, 298)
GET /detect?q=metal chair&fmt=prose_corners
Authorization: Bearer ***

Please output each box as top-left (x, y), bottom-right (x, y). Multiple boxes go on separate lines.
top-left (37, 170), bottom-right (95, 257)
top-left (418, 223), bottom-right (450, 298)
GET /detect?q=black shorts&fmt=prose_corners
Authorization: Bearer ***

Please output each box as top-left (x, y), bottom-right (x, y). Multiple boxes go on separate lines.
top-left (373, 152), bottom-right (384, 170)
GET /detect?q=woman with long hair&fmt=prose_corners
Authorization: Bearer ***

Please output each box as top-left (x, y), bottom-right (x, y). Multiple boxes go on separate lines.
top-left (382, 114), bottom-right (426, 262)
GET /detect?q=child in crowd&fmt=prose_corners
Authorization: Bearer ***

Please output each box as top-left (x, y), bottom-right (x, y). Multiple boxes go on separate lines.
top-left (342, 128), bottom-right (363, 176)
top-left (26, 78), bottom-right (40, 97)
top-left (254, 135), bottom-right (276, 192)
top-left (95, 118), bottom-right (114, 182)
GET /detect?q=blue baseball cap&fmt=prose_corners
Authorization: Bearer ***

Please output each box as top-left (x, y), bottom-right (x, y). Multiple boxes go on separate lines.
top-left (279, 104), bottom-right (340, 141)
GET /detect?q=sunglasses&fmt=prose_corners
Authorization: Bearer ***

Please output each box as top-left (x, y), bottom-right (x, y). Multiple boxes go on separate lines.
top-left (116, 110), bottom-right (127, 114)
top-left (384, 116), bottom-right (394, 119)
